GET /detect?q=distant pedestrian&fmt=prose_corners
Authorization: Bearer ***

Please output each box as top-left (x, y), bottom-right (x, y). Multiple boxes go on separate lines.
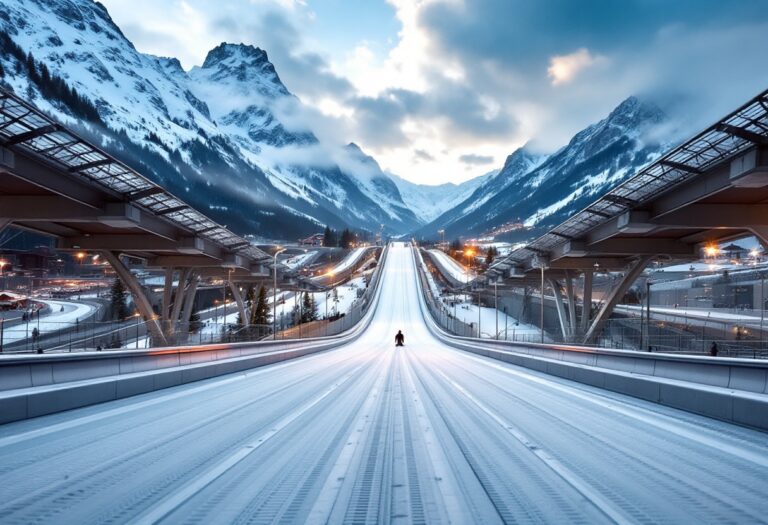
top-left (395, 330), bottom-right (405, 347)
top-left (710, 341), bottom-right (719, 357)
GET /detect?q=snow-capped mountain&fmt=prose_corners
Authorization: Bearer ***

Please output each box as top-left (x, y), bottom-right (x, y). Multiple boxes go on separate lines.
top-left (0, 0), bottom-right (421, 238)
top-left (391, 172), bottom-right (491, 224)
top-left (415, 96), bottom-right (669, 241)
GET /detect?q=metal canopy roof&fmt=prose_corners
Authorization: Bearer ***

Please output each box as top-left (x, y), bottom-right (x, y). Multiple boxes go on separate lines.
top-left (0, 88), bottom-right (269, 263)
top-left (492, 88), bottom-right (768, 270)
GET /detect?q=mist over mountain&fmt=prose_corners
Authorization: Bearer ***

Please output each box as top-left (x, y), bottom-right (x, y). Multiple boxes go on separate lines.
top-left (0, 0), bottom-right (431, 238)
top-left (0, 0), bottom-right (674, 243)
top-left (414, 96), bottom-right (670, 242)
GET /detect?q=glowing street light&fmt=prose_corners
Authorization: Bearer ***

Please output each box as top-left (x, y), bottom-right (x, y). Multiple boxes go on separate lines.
top-left (273, 247), bottom-right (287, 339)
top-left (704, 244), bottom-right (719, 258)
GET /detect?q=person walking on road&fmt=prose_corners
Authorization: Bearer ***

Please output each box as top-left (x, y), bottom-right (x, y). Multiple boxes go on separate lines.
top-left (395, 330), bottom-right (405, 347)
top-left (710, 341), bottom-right (719, 357)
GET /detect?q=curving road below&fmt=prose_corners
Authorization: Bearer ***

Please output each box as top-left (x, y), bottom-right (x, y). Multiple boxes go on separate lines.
top-left (0, 244), bottom-right (766, 523)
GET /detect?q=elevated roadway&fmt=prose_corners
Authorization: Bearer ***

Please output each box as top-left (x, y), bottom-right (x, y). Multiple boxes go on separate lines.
top-left (1, 244), bottom-right (766, 523)
top-left (487, 88), bottom-right (768, 345)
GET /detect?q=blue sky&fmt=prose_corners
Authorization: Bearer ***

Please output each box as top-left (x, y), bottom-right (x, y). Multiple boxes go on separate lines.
top-left (100, 0), bottom-right (768, 185)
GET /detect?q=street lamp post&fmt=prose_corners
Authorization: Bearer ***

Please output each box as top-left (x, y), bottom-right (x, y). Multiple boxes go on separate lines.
top-left (0, 260), bottom-right (7, 290)
top-left (645, 280), bottom-right (652, 351)
top-left (135, 312), bottom-right (140, 348)
top-left (494, 281), bottom-right (499, 340)
top-left (760, 272), bottom-right (766, 350)
top-left (540, 266), bottom-right (545, 343)
top-left (273, 247), bottom-right (286, 339)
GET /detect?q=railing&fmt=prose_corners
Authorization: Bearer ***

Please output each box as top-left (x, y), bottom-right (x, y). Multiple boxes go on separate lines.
top-left (414, 247), bottom-right (476, 338)
top-left (0, 246), bottom-right (389, 354)
top-left (275, 245), bottom-right (389, 339)
top-left (415, 244), bottom-right (768, 359)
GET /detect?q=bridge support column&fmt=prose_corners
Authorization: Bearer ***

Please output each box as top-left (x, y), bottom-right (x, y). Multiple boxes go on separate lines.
top-left (548, 278), bottom-right (569, 342)
top-left (580, 270), bottom-right (593, 336)
top-left (0, 219), bottom-right (10, 234)
top-left (583, 256), bottom-right (652, 345)
top-left (565, 270), bottom-right (577, 340)
top-left (751, 226), bottom-right (768, 249)
top-left (161, 267), bottom-right (174, 336)
top-left (168, 268), bottom-right (191, 335)
top-left (229, 282), bottom-right (249, 328)
top-left (101, 250), bottom-right (168, 347)
top-left (179, 272), bottom-right (200, 337)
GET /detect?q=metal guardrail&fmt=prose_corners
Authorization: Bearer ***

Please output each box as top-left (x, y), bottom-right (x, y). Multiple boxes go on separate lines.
top-left (276, 245), bottom-right (389, 339)
top-left (414, 247), bottom-right (476, 338)
top-left (0, 247), bottom-right (389, 354)
top-left (415, 243), bottom-right (768, 359)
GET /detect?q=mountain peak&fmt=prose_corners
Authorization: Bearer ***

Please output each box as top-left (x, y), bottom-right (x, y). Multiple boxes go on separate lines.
top-left (202, 42), bottom-right (269, 69)
top-left (607, 95), bottom-right (665, 128)
top-left (197, 42), bottom-right (289, 97)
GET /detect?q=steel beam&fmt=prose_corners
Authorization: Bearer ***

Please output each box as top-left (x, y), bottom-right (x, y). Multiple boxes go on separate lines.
top-left (580, 270), bottom-right (593, 334)
top-left (716, 123), bottom-right (768, 145)
top-left (229, 282), bottom-right (249, 328)
top-left (101, 250), bottom-right (167, 346)
top-left (564, 270), bottom-right (577, 338)
top-left (179, 272), bottom-right (200, 336)
top-left (169, 268), bottom-right (191, 335)
top-left (1, 157), bottom-right (107, 208)
top-left (4, 124), bottom-right (61, 145)
top-left (584, 238), bottom-right (696, 257)
top-left (583, 256), bottom-right (652, 344)
top-left (652, 203), bottom-right (768, 228)
top-left (161, 267), bottom-right (174, 334)
top-left (59, 235), bottom-right (209, 253)
top-left (548, 278), bottom-right (569, 341)
top-left (68, 158), bottom-right (112, 172)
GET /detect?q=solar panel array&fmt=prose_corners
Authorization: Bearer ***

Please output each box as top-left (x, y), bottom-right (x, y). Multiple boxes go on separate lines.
top-left (0, 89), bottom-right (269, 263)
top-left (491, 89), bottom-right (768, 273)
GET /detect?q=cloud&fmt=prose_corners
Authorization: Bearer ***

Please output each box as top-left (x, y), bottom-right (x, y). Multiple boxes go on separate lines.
top-left (101, 0), bottom-right (768, 185)
top-left (459, 153), bottom-right (494, 166)
top-left (547, 48), bottom-right (603, 85)
top-left (414, 149), bottom-right (435, 162)
top-left (211, 10), bottom-right (354, 100)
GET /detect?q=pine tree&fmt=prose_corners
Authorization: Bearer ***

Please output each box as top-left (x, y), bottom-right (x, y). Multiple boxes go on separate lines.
top-left (109, 278), bottom-right (129, 320)
top-left (189, 310), bottom-right (203, 333)
top-left (486, 246), bottom-right (497, 266)
top-left (252, 285), bottom-right (270, 325)
top-left (301, 291), bottom-right (318, 323)
top-left (339, 229), bottom-right (354, 249)
top-left (323, 225), bottom-right (337, 247)
top-left (244, 284), bottom-right (256, 322)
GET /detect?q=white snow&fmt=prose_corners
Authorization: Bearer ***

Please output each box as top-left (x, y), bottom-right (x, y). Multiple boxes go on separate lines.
top-left (0, 299), bottom-right (97, 343)
top-left (284, 251), bottom-right (317, 270)
top-left (2, 244), bottom-right (767, 523)
top-left (428, 249), bottom-right (476, 282)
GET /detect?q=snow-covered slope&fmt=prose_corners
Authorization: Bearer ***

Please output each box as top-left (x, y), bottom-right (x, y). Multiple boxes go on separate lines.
top-left (416, 97), bottom-right (669, 240)
top-left (0, 0), bottom-right (422, 238)
top-left (391, 171), bottom-right (490, 224)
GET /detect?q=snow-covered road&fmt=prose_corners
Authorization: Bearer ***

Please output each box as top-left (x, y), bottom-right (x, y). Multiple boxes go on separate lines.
top-left (0, 244), bottom-right (766, 523)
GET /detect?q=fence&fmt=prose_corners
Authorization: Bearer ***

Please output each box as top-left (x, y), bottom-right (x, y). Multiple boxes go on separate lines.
top-left (414, 247), bottom-right (476, 338)
top-left (0, 246), bottom-right (390, 354)
top-left (273, 244), bottom-right (389, 340)
top-left (414, 245), bottom-right (768, 359)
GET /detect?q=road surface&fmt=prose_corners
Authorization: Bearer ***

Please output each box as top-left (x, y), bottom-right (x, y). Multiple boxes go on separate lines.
top-left (0, 244), bottom-right (766, 523)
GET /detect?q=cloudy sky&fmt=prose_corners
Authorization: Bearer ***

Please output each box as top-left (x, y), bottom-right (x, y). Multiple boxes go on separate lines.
top-left (100, 0), bottom-right (768, 185)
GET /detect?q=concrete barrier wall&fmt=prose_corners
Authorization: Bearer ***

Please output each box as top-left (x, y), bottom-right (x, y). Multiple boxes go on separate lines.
top-left (0, 338), bottom-right (351, 424)
top-left (0, 246), bottom-right (391, 424)
top-left (411, 247), bottom-right (768, 431)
